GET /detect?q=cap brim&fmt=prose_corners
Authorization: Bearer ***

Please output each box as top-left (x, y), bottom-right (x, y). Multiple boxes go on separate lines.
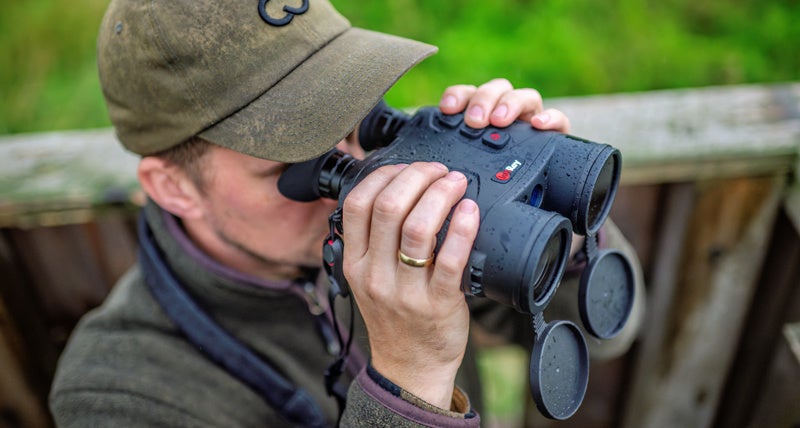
top-left (199, 28), bottom-right (437, 163)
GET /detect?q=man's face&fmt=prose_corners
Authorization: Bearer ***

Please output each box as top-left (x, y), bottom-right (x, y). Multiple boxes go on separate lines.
top-left (184, 137), bottom-right (364, 280)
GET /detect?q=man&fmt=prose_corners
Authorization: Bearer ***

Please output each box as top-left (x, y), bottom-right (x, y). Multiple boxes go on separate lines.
top-left (49, 0), bottom-right (643, 426)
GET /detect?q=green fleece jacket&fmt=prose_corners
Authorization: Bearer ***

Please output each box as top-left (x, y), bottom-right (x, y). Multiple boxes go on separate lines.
top-left (49, 202), bottom-right (485, 427)
top-left (49, 202), bottom-right (643, 426)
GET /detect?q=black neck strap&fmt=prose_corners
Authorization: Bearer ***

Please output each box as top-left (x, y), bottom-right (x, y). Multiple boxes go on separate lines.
top-left (137, 214), bottom-right (328, 428)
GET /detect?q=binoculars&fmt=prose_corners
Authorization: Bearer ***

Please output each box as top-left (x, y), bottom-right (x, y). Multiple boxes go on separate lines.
top-left (278, 101), bottom-right (635, 420)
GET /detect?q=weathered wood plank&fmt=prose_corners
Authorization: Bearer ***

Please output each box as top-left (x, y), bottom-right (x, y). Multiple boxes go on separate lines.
top-left (621, 182), bottom-right (696, 428)
top-left (0, 240), bottom-right (53, 428)
top-left (0, 128), bottom-right (141, 228)
top-left (622, 175), bottom-right (784, 428)
top-left (713, 207), bottom-right (800, 428)
top-left (550, 82), bottom-right (800, 186)
top-left (745, 330), bottom-right (800, 428)
top-left (786, 183), bottom-right (800, 235)
top-left (2, 215), bottom-right (136, 347)
top-left (0, 306), bottom-right (52, 428)
top-left (787, 323), bottom-right (800, 366)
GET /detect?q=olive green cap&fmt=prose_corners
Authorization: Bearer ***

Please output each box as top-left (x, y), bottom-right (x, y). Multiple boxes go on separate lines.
top-left (97, 0), bottom-right (436, 162)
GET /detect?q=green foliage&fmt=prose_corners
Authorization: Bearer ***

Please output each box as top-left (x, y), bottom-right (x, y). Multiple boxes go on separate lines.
top-left (336, 0), bottom-right (800, 107)
top-left (0, 0), bottom-right (110, 134)
top-left (476, 345), bottom-right (528, 422)
top-left (1, 0), bottom-right (798, 134)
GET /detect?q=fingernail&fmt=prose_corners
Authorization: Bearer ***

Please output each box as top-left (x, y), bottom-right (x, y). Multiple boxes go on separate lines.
top-left (467, 105), bottom-right (484, 121)
top-left (441, 95), bottom-right (457, 109)
top-left (432, 162), bottom-right (448, 171)
top-left (492, 104), bottom-right (509, 120)
top-left (534, 112), bottom-right (551, 125)
top-left (446, 171), bottom-right (465, 181)
top-left (460, 199), bottom-right (478, 214)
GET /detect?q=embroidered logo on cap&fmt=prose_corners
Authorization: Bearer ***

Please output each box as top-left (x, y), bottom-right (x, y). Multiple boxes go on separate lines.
top-left (258, 0), bottom-right (309, 26)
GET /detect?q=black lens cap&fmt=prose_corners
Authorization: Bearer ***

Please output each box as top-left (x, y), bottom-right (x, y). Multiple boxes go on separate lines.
top-left (529, 320), bottom-right (589, 420)
top-left (579, 249), bottom-right (635, 339)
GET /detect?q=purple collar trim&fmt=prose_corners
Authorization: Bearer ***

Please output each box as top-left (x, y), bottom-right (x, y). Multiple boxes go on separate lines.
top-left (161, 210), bottom-right (294, 291)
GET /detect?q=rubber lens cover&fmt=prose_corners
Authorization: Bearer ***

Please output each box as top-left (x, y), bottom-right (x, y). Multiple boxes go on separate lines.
top-left (578, 249), bottom-right (635, 339)
top-left (529, 320), bottom-right (589, 420)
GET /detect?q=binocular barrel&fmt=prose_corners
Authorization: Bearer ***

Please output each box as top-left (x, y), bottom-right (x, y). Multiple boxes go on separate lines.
top-left (469, 203), bottom-right (572, 314)
top-left (357, 101), bottom-right (621, 235)
top-left (539, 136), bottom-right (621, 235)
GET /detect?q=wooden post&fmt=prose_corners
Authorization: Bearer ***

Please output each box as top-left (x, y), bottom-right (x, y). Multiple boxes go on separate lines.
top-left (622, 175), bottom-right (784, 428)
top-left (0, 291), bottom-right (52, 428)
top-left (713, 203), bottom-right (800, 428)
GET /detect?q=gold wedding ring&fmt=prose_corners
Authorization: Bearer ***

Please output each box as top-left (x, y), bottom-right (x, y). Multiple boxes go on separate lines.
top-left (397, 250), bottom-right (434, 268)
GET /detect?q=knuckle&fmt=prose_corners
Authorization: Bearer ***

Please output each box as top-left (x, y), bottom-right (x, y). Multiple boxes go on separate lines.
top-left (342, 192), bottom-right (370, 217)
top-left (342, 165), bottom-right (401, 217)
top-left (372, 193), bottom-right (402, 220)
top-left (482, 77), bottom-right (512, 90)
top-left (402, 217), bottom-right (432, 248)
top-left (446, 84), bottom-right (477, 95)
top-left (520, 88), bottom-right (543, 103)
top-left (404, 162), bottom-right (449, 185)
top-left (363, 278), bottom-right (390, 302)
top-left (432, 252), bottom-right (464, 276)
top-left (413, 161), bottom-right (447, 174)
top-left (428, 178), bottom-right (465, 203)
top-left (346, 266), bottom-right (388, 301)
top-left (545, 107), bottom-right (562, 117)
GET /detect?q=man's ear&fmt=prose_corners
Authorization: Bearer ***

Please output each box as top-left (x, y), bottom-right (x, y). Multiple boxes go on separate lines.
top-left (138, 156), bottom-right (204, 219)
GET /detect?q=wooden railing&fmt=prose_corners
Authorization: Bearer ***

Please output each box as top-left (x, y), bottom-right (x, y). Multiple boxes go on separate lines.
top-left (1, 82), bottom-right (798, 428)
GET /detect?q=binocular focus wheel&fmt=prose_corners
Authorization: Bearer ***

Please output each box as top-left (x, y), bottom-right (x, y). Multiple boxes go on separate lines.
top-left (529, 320), bottom-right (589, 420)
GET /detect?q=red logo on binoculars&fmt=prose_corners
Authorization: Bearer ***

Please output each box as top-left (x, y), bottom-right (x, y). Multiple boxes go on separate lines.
top-left (493, 159), bottom-right (523, 183)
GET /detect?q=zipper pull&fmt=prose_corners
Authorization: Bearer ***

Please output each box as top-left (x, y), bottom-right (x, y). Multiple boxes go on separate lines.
top-left (301, 282), bottom-right (327, 316)
top-left (317, 318), bottom-right (342, 356)
top-left (303, 281), bottom-right (342, 356)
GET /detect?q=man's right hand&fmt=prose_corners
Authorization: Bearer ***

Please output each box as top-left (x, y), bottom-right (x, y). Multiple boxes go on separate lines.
top-left (341, 161), bottom-right (478, 409)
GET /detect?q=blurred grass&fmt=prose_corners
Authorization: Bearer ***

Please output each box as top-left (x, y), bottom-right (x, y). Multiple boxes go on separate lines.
top-left (1, 0), bottom-right (799, 134)
top-left (476, 345), bottom-right (529, 426)
top-left (340, 0), bottom-right (800, 107)
top-left (1, 0), bottom-right (110, 134)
